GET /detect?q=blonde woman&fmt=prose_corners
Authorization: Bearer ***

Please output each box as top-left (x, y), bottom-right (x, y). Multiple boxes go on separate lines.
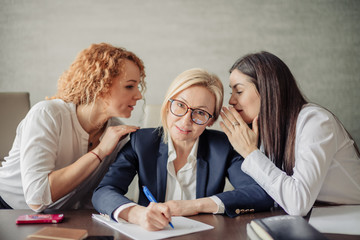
top-left (92, 68), bottom-right (273, 231)
top-left (0, 43), bottom-right (145, 211)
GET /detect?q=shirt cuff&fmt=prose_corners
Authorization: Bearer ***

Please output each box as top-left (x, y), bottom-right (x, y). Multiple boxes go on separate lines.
top-left (241, 149), bottom-right (263, 173)
top-left (31, 204), bottom-right (46, 213)
top-left (209, 196), bottom-right (225, 214)
top-left (113, 202), bottom-right (138, 222)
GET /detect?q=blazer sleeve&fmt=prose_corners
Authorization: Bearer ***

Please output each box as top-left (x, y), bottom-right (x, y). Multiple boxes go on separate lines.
top-left (92, 140), bottom-right (138, 219)
top-left (215, 150), bottom-right (274, 217)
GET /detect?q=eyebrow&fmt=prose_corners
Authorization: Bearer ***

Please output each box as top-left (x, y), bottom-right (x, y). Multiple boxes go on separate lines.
top-left (229, 83), bottom-right (244, 89)
top-left (177, 97), bottom-right (210, 110)
top-left (125, 79), bottom-right (138, 83)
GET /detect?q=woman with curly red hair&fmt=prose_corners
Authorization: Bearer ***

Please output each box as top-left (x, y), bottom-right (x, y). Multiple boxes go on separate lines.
top-left (0, 43), bottom-right (146, 211)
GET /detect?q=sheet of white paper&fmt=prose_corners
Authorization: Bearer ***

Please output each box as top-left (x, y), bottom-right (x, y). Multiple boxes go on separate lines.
top-left (92, 214), bottom-right (214, 240)
top-left (309, 205), bottom-right (360, 235)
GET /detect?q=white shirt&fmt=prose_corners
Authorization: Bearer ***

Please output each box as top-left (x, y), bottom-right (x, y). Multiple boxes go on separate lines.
top-left (165, 137), bottom-right (224, 212)
top-left (0, 99), bottom-right (128, 211)
top-left (165, 137), bottom-right (198, 201)
top-left (242, 104), bottom-right (360, 216)
top-left (114, 137), bottom-right (224, 221)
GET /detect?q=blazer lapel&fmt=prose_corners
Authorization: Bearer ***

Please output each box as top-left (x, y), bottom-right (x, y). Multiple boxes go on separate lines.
top-left (196, 133), bottom-right (209, 198)
top-left (157, 140), bottom-right (168, 202)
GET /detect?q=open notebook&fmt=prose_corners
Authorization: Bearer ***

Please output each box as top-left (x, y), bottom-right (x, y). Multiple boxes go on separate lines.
top-left (92, 214), bottom-right (214, 240)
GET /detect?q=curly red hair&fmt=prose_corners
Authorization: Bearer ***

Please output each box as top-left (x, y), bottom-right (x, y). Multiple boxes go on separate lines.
top-left (51, 43), bottom-right (146, 105)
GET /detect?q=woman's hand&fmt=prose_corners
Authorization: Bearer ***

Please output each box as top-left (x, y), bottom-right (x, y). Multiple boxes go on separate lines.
top-left (164, 200), bottom-right (199, 216)
top-left (122, 203), bottom-right (172, 231)
top-left (220, 107), bottom-right (259, 158)
top-left (94, 125), bottom-right (139, 159)
top-left (164, 198), bottom-right (217, 216)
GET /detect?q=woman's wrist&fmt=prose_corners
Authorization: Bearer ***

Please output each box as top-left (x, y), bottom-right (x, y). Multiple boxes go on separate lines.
top-left (194, 198), bottom-right (217, 214)
top-left (90, 151), bottom-right (102, 163)
top-left (243, 146), bottom-right (258, 158)
top-left (126, 205), bottom-right (144, 224)
top-left (90, 148), bottom-right (106, 162)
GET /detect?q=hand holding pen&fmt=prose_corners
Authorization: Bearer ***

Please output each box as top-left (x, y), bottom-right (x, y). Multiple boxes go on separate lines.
top-left (143, 186), bottom-right (174, 229)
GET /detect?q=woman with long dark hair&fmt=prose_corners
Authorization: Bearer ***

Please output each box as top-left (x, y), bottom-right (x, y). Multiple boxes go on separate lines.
top-left (220, 51), bottom-right (360, 216)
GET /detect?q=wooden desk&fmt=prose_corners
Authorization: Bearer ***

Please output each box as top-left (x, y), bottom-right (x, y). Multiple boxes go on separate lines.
top-left (0, 209), bottom-right (357, 240)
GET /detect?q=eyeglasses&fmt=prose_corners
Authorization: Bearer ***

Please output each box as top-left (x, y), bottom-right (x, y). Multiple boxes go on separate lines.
top-left (168, 99), bottom-right (213, 125)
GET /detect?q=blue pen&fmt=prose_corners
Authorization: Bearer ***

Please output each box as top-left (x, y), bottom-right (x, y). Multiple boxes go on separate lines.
top-left (142, 186), bottom-right (174, 229)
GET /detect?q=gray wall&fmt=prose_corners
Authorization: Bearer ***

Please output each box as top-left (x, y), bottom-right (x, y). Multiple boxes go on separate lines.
top-left (1, 0), bottom-right (359, 145)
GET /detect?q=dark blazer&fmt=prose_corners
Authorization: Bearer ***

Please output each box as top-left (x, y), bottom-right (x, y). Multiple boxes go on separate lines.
top-left (92, 128), bottom-right (273, 218)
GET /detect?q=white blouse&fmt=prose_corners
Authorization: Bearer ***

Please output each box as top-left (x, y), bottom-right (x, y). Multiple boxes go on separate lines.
top-left (0, 99), bottom-right (128, 211)
top-left (165, 137), bottom-right (198, 201)
top-left (241, 104), bottom-right (360, 216)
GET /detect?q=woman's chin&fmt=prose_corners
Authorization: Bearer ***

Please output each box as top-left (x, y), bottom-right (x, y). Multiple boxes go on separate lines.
top-left (240, 114), bottom-right (253, 125)
top-left (116, 112), bottom-right (131, 119)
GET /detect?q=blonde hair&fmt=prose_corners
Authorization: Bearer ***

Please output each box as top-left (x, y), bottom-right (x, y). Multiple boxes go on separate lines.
top-left (51, 43), bottom-right (146, 105)
top-left (160, 68), bottom-right (223, 143)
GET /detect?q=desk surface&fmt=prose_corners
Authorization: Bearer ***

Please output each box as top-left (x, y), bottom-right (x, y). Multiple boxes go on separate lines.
top-left (0, 209), bottom-right (357, 240)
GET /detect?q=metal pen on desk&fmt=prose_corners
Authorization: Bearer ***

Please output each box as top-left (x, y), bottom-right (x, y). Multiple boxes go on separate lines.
top-left (142, 186), bottom-right (174, 229)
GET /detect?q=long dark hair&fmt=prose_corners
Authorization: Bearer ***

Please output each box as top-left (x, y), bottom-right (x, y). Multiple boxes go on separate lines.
top-left (230, 51), bottom-right (307, 175)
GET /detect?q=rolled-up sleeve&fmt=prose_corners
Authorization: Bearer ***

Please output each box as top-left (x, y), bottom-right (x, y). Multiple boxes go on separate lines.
top-left (20, 108), bottom-right (60, 211)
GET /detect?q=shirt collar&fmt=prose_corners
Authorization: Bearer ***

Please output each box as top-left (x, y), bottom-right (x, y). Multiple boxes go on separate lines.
top-left (168, 137), bottom-right (199, 165)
